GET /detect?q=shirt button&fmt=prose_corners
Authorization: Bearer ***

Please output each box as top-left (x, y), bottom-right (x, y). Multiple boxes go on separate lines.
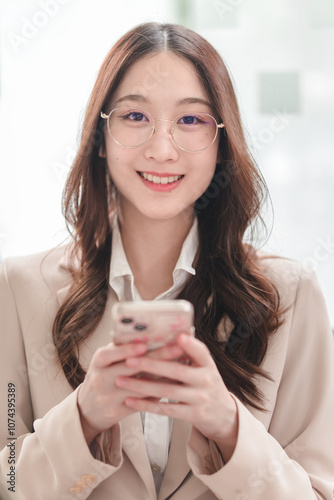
top-left (151, 463), bottom-right (161, 474)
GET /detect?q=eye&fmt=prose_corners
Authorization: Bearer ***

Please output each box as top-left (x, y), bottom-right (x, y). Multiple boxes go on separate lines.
top-left (123, 111), bottom-right (149, 122)
top-left (178, 114), bottom-right (206, 125)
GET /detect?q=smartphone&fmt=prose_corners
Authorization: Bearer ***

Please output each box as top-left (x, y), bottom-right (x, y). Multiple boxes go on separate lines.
top-left (111, 299), bottom-right (195, 350)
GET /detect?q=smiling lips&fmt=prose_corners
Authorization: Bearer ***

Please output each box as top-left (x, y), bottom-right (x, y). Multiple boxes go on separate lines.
top-left (137, 171), bottom-right (184, 192)
top-left (138, 171), bottom-right (183, 184)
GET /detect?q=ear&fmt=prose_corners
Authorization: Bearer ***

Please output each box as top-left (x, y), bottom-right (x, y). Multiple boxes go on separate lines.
top-left (98, 142), bottom-right (106, 158)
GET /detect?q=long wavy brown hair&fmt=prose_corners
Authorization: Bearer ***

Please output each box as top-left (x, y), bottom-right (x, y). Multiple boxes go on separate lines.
top-left (53, 22), bottom-right (284, 410)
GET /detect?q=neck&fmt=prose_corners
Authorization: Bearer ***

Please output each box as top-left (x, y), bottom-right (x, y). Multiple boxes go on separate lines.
top-left (118, 209), bottom-right (194, 300)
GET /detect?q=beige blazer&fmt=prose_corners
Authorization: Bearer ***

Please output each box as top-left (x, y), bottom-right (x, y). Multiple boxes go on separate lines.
top-left (0, 246), bottom-right (333, 500)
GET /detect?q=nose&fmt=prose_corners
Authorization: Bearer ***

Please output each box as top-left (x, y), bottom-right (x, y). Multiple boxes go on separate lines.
top-left (143, 119), bottom-right (179, 163)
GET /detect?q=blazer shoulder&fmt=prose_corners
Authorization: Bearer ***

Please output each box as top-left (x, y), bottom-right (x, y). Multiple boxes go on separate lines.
top-left (256, 252), bottom-right (320, 308)
top-left (1, 245), bottom-right (72, 293)
top-left (257, 252), bottom-right (304, 281)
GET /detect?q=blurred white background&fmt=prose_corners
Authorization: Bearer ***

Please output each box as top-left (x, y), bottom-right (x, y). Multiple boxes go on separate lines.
top-left (0, 0), bottom-right (333, 322)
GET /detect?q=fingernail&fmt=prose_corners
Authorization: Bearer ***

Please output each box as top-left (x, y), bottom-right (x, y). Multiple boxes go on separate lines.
top-left (179, 333), bottom-right (189, 344)
top-left (133, 343), bottom-right (146, 354)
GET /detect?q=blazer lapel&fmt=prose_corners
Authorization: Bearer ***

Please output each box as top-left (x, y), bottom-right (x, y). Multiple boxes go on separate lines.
top-left (121, 412), bottom-right (156, 499)
top-left (56, 282), bottom-right (72, 307)
top-left (55, 250), bottom-right (74, 307)
top-left (158, 419), bottom-right (191, 500)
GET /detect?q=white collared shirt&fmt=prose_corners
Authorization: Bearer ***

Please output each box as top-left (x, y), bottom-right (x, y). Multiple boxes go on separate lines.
top-left (109, 218), bottom-right (198, 302)
top-left (109, 217), bottom-right (198, 492)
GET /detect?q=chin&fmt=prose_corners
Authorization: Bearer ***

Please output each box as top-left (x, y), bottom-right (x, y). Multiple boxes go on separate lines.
top-left (140, 205), bottom-right (194, 222)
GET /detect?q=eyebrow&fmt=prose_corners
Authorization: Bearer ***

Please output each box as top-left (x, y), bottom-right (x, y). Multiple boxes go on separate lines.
top-left (114, 94), bottom-right (212, 108)
top-left (177, 97), bottom-right (212, 107)
top-left (115, 94), bottom-right (148, 105)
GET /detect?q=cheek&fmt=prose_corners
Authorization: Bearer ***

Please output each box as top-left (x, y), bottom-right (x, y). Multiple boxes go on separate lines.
top-left (187, 166), bottom-right (216, 205)
top-left (105, 148), bottom-right (124, 177)
top-left (200, 149), bottom-right (219, 179)
top-left (193, 151), bottom-right (219, 196)
top-left (105, 141), bottom-right (136, 169)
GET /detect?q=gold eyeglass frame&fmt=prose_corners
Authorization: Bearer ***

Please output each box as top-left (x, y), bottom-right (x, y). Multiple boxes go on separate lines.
top-left (100, 107), bottom-right (225, 153)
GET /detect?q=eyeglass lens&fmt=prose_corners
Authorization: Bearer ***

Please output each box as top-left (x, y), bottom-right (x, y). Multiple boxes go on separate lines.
top-left (107, 107), bottom-right (219, 152)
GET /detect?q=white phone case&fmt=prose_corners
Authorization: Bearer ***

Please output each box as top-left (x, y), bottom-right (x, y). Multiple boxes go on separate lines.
top-left (111, 299), bottom-right (195, 350)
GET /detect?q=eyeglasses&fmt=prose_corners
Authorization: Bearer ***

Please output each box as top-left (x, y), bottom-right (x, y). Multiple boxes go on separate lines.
top-left (100, 106), bottom-right (225, 153)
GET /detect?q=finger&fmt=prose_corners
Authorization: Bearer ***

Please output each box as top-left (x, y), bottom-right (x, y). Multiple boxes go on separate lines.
top-left (176, 334), bottom-right (216, 368)
top-left (125, 355), bottom-right (199, 385)
top-left (93, 342), bottom-right (147, 369)
top-left (145, 343), bottom-right (184, 361)
top-left (116, 375), bottom-right (200, 404)
top-left (102, 360), bottom-right (150, 380)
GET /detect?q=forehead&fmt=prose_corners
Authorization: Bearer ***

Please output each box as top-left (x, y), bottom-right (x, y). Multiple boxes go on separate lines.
top-left (112, 52), bottom-right (210, 105)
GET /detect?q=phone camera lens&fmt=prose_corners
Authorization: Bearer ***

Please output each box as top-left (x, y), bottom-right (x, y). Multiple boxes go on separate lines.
top-left (121, 317), bottom-right (133, 324)
top-left (134, 323), bottom-right (147, 331)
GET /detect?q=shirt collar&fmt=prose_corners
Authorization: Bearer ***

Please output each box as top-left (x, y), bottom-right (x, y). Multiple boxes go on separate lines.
top-left (109, 217), bottom-right (198, 301)
top-left (172, 217), bottom-right (198, 279)
top-left (109, 218), bottom-right (134, 301)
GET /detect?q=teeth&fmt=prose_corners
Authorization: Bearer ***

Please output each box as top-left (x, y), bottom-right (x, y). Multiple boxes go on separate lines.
top-left (140, 172), bottom-right (182, 184)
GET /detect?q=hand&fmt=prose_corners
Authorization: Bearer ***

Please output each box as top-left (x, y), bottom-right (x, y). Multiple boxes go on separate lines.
top-left (77, 341), bottom-right (184, 445)
top-left (115, 333), bottom-right (238, 462)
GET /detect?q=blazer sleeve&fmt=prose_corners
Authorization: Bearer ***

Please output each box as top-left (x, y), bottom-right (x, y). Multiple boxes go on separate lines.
top-left (0, 259), bottom-right (121, 500)
top-left (186, 266), bottom-right (334, 500)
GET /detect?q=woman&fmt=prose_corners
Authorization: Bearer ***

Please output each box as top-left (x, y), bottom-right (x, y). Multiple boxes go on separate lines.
top-left (0, 22), bottom-right (333, 500)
